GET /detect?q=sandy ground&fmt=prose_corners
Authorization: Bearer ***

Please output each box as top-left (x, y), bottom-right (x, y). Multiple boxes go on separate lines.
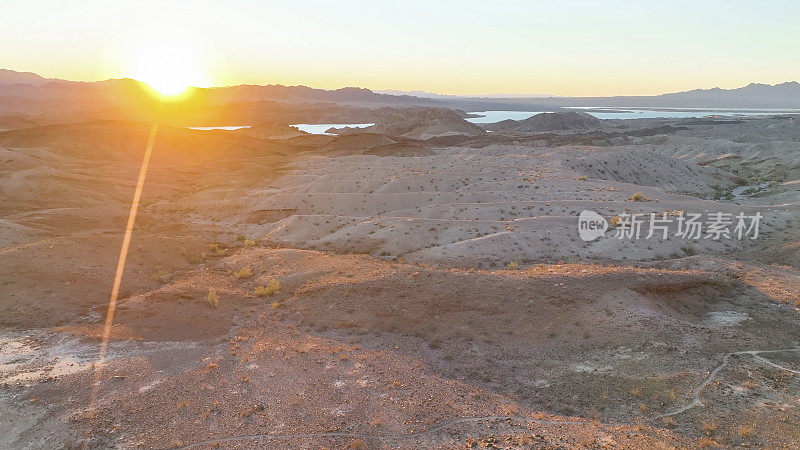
top-left (1, 116), bottom-right (800, 448)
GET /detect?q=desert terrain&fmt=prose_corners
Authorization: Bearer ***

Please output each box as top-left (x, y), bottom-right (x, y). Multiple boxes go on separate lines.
top-left (1, 108), bottom-right (800, 449)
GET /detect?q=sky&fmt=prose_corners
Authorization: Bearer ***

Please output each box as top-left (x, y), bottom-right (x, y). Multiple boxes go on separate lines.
top-left (2, 0), bottom-right (799, 96)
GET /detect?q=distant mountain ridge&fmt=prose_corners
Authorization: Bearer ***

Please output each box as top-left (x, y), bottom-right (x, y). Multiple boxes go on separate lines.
top-left (665, 81), bottom-right (800, 98)
top-left (656, 81), bottom-right (800, 104)
top-left (378, 82), bottom-right (800, 107)
top-left (1, 69), bottom-right (799, 110)
top-left (0, 69), bottom-right (562, 114)
top-left (535, 82), bottom-right (800, 109)
top-left (0, 69), bottom-right (56, 86)
top-left (375, 89), bottom-right (557, 99)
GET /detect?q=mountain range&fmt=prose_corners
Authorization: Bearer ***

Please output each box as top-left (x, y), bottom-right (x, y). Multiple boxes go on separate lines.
top-left (535, 82), bottom-right (800, 109)
top-left (1, 69), bottom-right (799, 113)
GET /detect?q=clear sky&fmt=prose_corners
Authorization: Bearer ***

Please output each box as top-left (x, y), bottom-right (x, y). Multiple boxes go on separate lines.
top-left (2, 0), bottom-right (798, 96)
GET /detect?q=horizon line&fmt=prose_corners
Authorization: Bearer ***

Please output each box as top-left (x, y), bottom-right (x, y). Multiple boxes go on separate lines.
top-left (2, 68), bottom-right (799, 99)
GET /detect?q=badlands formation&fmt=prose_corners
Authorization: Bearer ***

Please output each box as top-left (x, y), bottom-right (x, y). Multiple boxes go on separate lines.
top-left (1, 112), bottom-right (800, 448)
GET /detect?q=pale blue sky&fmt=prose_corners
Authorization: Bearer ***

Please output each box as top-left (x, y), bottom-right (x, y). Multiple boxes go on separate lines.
top-left (2, 0), bottom-right (798, 95)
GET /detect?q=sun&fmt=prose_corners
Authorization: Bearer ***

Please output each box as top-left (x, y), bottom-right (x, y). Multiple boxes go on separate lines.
top-left (129, 38), bottom-right (209, 99)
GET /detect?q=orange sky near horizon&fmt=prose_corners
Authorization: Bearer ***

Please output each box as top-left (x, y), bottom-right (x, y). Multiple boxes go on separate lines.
top-left (2, 1), bottom-right (799, 97)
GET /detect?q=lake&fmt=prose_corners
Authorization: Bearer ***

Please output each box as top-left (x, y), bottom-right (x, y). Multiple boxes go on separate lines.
top-left (188, 109), bottom-right (799, 133)
top-left (291, 123), bottom-right (375, 135)
top-left (466, 108), bottom-right (800, 123)
top-left (185, 123), bottom-right (375, 135)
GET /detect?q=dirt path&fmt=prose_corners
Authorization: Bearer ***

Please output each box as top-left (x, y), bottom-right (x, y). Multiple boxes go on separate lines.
top-left (653, 347), bottom-right (800, 419)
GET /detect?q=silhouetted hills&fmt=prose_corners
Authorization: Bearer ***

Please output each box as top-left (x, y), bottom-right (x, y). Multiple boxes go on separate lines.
top-left (1, 69), bottom-right (798, 123)
top-left (485, 112), bottom-right (606, 132)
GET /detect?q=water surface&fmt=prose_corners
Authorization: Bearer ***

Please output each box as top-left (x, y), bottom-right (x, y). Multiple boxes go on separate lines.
top-left (466, 108), bottom-right (800, 123)
top-left (291, 123), bottom-right (375, 135)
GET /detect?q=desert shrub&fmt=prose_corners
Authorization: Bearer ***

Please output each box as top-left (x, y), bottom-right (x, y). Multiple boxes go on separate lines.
top-left (681, 242), bottom-right (698, 256)
top-left (701, 421), bottom-right (718, 434)
top-left (206, 290), bottom-right (219, 309)
top-left (186, 252), bottom-right (207, 264)
top-left (345, 439), bottom-right (366, 449)
top-left (661, 416), bottom-right (677, 428)
top-left (208, 243), bottom-right (228, 256)
top-left (254, 279), bottom-right (281, 296)
top-left (697, 437), bottom-right (718, 448)
top-left (151, 268), bottom-right (170, 283)
top-left (234, 266), bottom-right (253, 279)
top-left (630, 191), bottom-right (651, 202)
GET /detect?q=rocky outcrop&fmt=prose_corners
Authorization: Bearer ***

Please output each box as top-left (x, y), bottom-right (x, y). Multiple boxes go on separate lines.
top-left (331, 107), bottom-right (485, 139)
top-left (485, 111), bottom-right (606, 133)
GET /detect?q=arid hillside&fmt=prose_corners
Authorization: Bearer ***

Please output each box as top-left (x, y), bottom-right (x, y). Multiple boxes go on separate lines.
top-left (2, 115), bottom-right (800, 448)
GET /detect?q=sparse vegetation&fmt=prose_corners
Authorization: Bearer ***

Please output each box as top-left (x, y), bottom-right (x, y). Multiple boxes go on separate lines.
top-left (661, 416), bottom-right (677, 428)
top-left (234, 266), bottom-right (253, 279)
top-left (190, 252), bottom-right (207, 264)
top-left (208, 243), bottom-right (228, 257)
top-left (206, 290), bottom-right (219, 309)
top-left (681, 242), bottom-right (698, 256)
top-left (710, 184), bottom-right (733, 200)
top-left (697, 437), bottom-right (719, 448)
top-left (345, 439), bottom-right (366, 449)
top-left (254, 279), bottom-right (281, 296)
top-left (701, 421), bottom-right (718, 434)
top-left (7, 82), bottom-right (800, 449)
top-left (150, 268), bottom-right (170, 283)
top-left (630, 191), bottom-right (652, 202)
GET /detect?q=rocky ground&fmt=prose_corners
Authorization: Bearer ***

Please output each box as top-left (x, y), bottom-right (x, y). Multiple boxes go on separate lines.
top-left (1, 115), bottom-right (799, 448)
